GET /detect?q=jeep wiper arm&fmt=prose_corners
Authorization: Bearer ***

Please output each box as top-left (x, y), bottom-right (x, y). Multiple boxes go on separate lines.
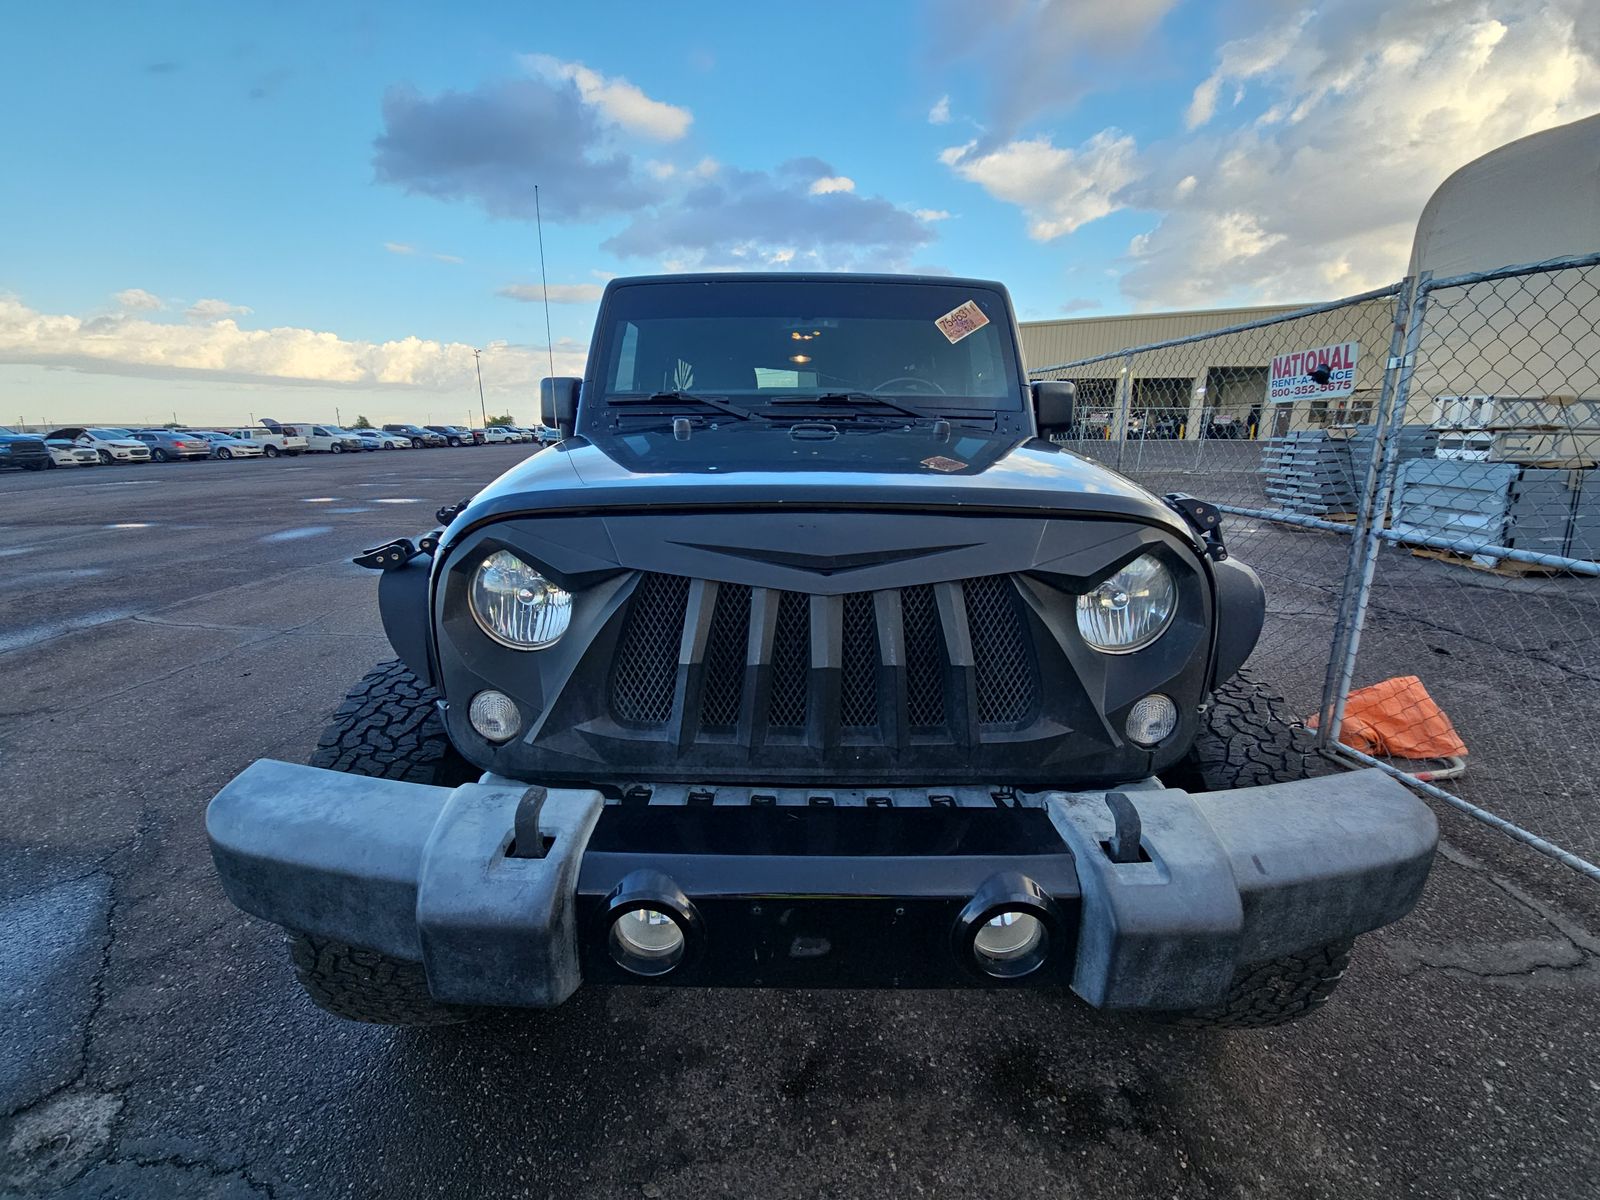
top-left (774, 391), bottom-right (938, 420)
top-left (610, 391), bottom-right (763, 421)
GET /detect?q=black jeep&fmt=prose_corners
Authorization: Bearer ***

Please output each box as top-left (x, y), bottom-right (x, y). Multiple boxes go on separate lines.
top-left (208, 274), bottom-right (1435, 1028)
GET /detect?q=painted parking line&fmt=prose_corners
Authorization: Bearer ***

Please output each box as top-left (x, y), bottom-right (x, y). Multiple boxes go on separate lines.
top-left (259, 526), bottom-right (335, 543)
top-left (0, 606), bottom-right (145, 653)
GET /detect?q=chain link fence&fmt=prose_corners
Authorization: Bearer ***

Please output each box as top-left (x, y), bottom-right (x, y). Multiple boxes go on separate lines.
top-left (1029, 253), bottom-right (1600, 881)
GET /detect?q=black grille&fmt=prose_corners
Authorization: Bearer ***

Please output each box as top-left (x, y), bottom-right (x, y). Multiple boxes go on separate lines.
top-left (700, 583), bottom-right (751, 729)
top-left (609, 572), bottom-right (1038, 746)
top-left (964, 576), bottom-right (1037, 725)
top-left (769, 591), bottom-right (810, 728)
top-left (840, 592), bottom-right (879, 728)
top-left (611, 573), bottom-right (688, 724)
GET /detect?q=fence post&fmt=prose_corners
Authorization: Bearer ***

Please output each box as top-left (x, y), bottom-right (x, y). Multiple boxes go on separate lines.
top-left (1320, 272), bottom-right (1433, 750)
top-left (1111, 355), bottom-right (1133, 471)
top-left (1314, 281), bottom-right (1414, 745)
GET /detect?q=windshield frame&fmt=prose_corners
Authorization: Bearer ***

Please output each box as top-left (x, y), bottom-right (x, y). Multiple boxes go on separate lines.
top-left (581, 276), bottom-right (1031, 436)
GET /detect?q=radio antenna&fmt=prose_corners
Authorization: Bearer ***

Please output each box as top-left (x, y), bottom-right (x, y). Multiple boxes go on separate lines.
top-left (535, 184), bottom-right (555, 383)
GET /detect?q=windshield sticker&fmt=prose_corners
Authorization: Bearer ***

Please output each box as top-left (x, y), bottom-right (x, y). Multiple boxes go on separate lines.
top-left (921, 454), bottom-right (967, 473)
top-left (934, 300), bottom-right (990, 344)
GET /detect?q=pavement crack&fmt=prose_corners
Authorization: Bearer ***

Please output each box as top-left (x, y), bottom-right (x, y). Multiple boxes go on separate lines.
top-left (1438, 842), bottom-right (1600, 956)
top-left (114, 1152), bottom-right (279, 1197)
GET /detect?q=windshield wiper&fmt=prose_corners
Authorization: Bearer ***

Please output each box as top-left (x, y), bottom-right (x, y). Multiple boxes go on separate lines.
top-left (769, 392), bottom-right (938, 420)
top-left (610, 391), bottom-right (764, 421)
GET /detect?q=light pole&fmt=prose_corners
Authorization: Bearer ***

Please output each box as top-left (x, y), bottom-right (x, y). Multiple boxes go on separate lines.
top-left (473, 348), bottom-right (488, 427)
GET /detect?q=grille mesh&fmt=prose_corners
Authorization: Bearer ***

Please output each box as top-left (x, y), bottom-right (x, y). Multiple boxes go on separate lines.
top-left (608, 572), bottom-right (1036, 742)
top-left (611, 573), bottom-right (689, 723)
top-left (700, 584), bottom-right (751, 729)
top-left (964, 576), bottom-right (1037, 725)
top-left (901, 585), bottom-right (947, 729)
top-left (768, 591), bottom-right (811, 728)
top-left (840, 592), bottom-right (879, 728)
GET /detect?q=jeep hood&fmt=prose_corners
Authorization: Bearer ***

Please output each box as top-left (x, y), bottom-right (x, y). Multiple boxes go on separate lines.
top-left (457, 424), bottom-right (1190, 538)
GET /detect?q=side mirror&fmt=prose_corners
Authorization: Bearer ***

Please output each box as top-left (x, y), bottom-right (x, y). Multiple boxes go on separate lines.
top-left (540, 377), bottom-right (581, 436)
top-left (1031, 380), bottom-right (1076, 436)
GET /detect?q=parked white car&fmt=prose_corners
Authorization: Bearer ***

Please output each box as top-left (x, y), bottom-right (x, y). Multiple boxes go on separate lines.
top-left (222, 427), bottom-right (308, 457)
top-left (481, 426), bottom-right (519, 444)
top-left (45, 427), bottom-right (152, 464)
top-left (353, 429), bottom-right (411, 450)
top-left (189, 430), bottom-right (264, 459)
top-left (290, 423), bottom-right (365, 454)
top-left (45, 440), bottom-right (100, 468)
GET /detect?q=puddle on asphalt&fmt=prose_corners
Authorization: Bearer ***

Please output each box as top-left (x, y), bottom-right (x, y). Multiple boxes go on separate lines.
top-left (372, 498), bottom-right (422, 504)
top-left (329, 507), bottom-right (374, 514)
top-left (104, 522), bottom-right (154, 529)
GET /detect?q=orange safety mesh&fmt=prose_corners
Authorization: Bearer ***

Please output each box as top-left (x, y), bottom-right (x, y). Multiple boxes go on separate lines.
top-left (1307, 675), bottom-right (1468, 761)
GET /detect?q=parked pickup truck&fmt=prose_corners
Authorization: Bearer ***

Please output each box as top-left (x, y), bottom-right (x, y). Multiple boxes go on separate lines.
top-left (223, 427), bottom-right (308, 457)
top-left (208, 273), bottom-right (1436, 1032)
top-left (0, 427), bottom-right (51, 471)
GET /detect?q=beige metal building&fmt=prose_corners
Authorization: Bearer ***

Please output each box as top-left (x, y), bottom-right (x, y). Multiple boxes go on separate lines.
top-left (1020, 298), bottom-right (1396, 440)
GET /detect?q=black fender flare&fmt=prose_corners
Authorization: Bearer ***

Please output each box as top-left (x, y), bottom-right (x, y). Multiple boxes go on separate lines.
top-left (1210, 557), bottom-right (1265, 685)
top-left (378, 557), bottom-right (436, 688)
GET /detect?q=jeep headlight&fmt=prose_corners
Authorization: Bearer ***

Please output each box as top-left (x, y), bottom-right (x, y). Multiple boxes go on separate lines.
top-left (469, 550), bottom-right (572, 649)
top-left (1076, 554), bottom-right (1176, 653)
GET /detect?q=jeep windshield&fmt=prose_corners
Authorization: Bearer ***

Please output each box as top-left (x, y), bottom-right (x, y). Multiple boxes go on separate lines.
top-left (591, 279), bottom-right (1023, 418)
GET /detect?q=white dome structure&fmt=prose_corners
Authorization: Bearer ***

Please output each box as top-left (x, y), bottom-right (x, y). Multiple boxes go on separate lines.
top-left (1408, 113), bottom-right (1600, 279)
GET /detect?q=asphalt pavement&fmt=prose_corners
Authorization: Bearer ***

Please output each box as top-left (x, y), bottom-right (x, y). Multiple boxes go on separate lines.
top-left (2, 445), bottom-right (1598, 1199)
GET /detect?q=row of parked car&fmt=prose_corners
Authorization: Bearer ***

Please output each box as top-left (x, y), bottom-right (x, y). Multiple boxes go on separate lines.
top-left (0, 421), bottom-right (556, 470)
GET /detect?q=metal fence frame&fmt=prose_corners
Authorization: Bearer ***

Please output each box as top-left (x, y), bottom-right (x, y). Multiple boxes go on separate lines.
top-left (1029, 252), bottom-right (1600, 883)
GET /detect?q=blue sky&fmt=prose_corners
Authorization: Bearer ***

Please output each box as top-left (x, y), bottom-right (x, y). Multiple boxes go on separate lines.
top-left (2, 1), bottom-right (1595, 426)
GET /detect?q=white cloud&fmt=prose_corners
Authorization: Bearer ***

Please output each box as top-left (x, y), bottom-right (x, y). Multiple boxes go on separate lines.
top-left (928, 95), bottom-right (951, 124)
top-left (807, 175), bottom-right (855, 195)
top-left (940, 131), bottom-right (1137, 240)
top-left (1121, 0), bottom-right (1600, 307)
top-left (498, 282), bottom-right (606, 304)
top-left (914, 208), bottom-right (952, 222)
top-left (0, 293), bottom-right (585, 391)
top-left (431, 252), bottom-right (463, 264)
top-left (382, 241), bottom-right (416, 255)
top-left (113, 288), bottom-right (163, 312)
top-left (185, 298), bottom-right (253, 322)
top-left (1184, 15), bottom-right (1305, 130)
top-left (522, 54), bottom-right (692, 141)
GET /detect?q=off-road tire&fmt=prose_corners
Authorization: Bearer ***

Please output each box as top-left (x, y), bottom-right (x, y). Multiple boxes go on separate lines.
top-left (1167, 668), bottom-right (1327, 793)
top-left (287, 932), bottom-right (470, 1026)
top-left (309, 659), bottom-right (475, 787)
top-left (1167, 940), bottom-right (1353, 1029)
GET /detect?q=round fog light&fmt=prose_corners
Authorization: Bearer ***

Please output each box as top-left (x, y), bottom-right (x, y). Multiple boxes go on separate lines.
top-left (609, 908), bottom-right (687, 976)
top-left (1125, 693), bottom-right (1178, 747)
top-left (974, 911), bottom-right (1044, 966)
top-left (468, 689), bottom-right (522, 743)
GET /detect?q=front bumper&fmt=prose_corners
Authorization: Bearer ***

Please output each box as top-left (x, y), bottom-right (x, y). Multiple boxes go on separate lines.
top-left (207, 763), bottom-right (1435, 1011)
